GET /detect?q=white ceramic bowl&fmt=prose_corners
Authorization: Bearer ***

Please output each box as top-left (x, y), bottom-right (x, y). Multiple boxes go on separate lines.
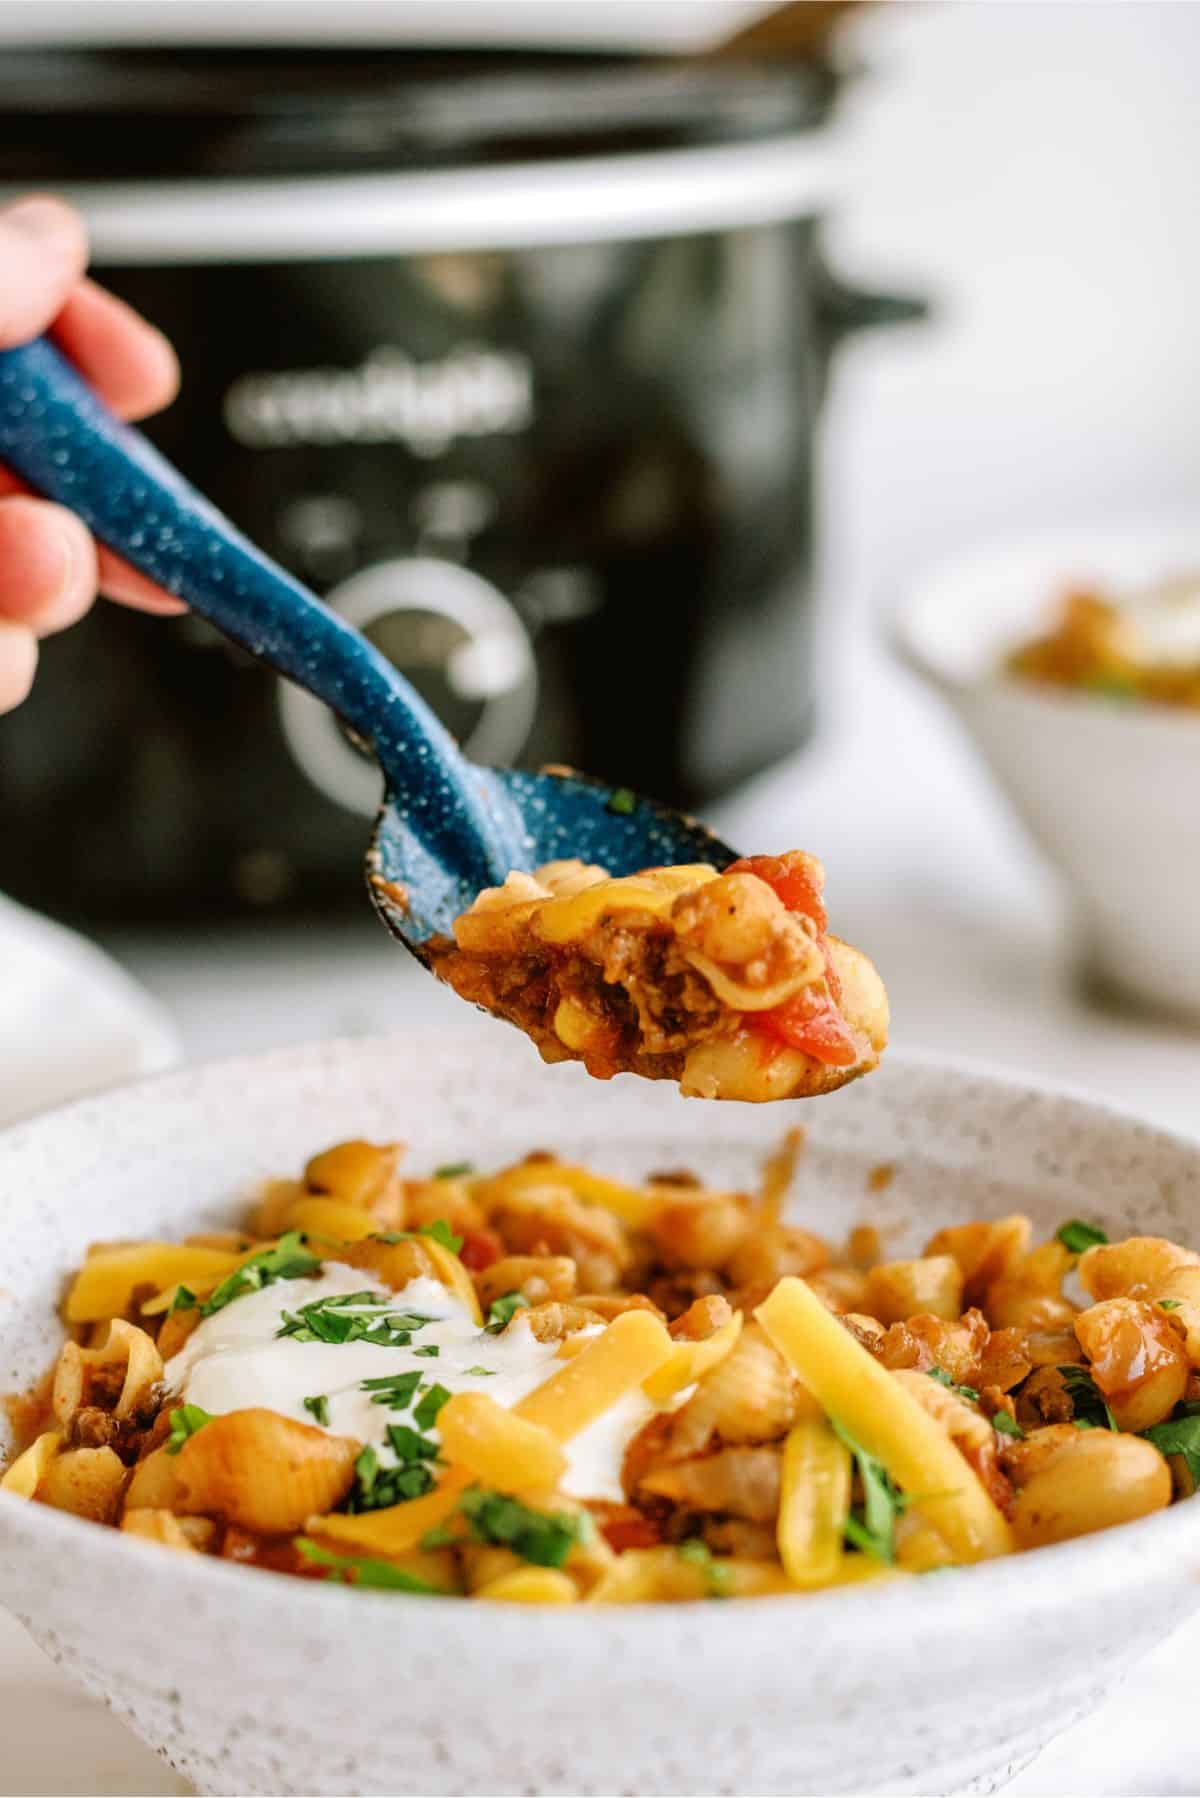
top-left (896, 523), bottom-right (1200, 1021)
top-left (3, 1035), bottom-right (1200, 1798)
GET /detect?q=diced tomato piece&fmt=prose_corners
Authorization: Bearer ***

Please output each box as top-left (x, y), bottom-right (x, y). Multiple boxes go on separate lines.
top-left (458, 1226), bottom-right (504, 1272)
top-left (598, 1511), bottom-right (662, 1553)
top-left (750, 984), bottom-right (859, 1068)
top-left (726, 851), bottom-right (827, 931)
top-left (728, 852), bottom-right (855, 1066)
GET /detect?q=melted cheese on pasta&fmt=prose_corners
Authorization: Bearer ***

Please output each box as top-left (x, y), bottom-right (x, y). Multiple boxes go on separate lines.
top-left (165, 1266), bottom-right (649, 1502)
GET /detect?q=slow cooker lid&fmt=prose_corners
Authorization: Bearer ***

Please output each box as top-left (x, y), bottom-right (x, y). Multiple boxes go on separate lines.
top-left (0, 46), bottom-right (834, 182)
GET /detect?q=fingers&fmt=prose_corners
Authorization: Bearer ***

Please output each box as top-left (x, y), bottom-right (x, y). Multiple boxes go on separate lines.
top-left (97, 547), bottom-right (187, 615)
top-left (0, 471), bottom-right (186, 616)
top-left (52, 279), bottom-right (179, 421)
top-left (0, 619), bottom-right (37, 712)
top-left (0, 495), bottom-right (98, 636)
top-left (0, 192), bottom-right (188, 642)
top-left (0, 195), bottom-right (88, 346)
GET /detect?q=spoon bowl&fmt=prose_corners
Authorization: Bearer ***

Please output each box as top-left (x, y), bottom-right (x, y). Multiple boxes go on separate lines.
top-left (0, 337), bottom-right (735, 949)
top-left (368, 764), bottom-right (734, 948)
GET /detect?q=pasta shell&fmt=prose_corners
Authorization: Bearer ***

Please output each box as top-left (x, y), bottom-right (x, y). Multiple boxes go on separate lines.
top-left (639, 1445), bottom-right (783, 1522)
top-left (303, 1139), bottom-right (405, 1209)
top-left (122, 1507), bottom-right (199, 1552)
top-left (475, 1255), bottom-right (577, 1309)
top-left (1078, 1236), bottom-right (1200, 1303)
top-left (683, 1321), bottom-right (801, 1447)
top-left (52, 1318), bottom-right (163, 1430)
top-left (650, 1191), bottom-right (753, 1273)
top-left (726, 1224), bottom-right (829, 1292)
top-left (125, 1443), bottom-right (183, 1512)
top-left (38, 1446), bottom-right (128, 1524)
top-left (174, 1409), bottom-right (357, 1533)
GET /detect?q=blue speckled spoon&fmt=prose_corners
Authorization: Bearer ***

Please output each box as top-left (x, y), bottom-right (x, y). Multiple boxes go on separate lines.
top-left (0, 337), bottom-right (735, 950)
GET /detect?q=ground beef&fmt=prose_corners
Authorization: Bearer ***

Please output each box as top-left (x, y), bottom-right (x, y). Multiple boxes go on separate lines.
top-left (1016, 1365), bottom-right (1076, 1426)
top-left (70, 1406), bottom-right (123, 1451)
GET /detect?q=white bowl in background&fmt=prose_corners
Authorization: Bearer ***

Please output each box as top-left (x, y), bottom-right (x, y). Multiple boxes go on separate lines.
top-left (895, 523), bottom-right (1200, 1021)
top-left (0, 894), bottom-right (179, 1126)
top-left (2, 1034), bottom-right (1200, 1797)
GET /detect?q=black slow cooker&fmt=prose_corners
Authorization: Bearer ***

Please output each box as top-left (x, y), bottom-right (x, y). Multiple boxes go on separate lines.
top-left (0, 46), bottom-right (920, 921)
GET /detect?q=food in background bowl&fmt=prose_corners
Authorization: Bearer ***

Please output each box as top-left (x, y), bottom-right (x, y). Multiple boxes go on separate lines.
top-left (1007, 576), bottom-right (1200, 708)
top-left (8, 1131), bottom-right (1197, 1603)
top-left (430, 850), bottom-right (888, 1100)
top-left (897, 525), bottom-right (1200, 1022)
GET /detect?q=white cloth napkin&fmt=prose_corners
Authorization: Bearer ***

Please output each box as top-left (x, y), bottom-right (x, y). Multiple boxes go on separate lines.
top-left (0, 893), bottom-right (178, 1126)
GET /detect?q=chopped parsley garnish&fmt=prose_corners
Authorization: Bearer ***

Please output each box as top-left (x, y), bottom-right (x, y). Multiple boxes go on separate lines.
top-left (422, 1485), bottom-right (589, 1568)
top-left (419, 1218), bottom-right (464, 1253)
top-left (464, 1365), bottom-right (496, 1377)
top-left (434, 1162), bottom-right (474, 1181)
top-left (992, 1411), bottom-right (1024, 1439)
top-left (386, 1423), bottom-right (439, 1463)
top-left (360, 1370), bottom-right (423, 1410)
top-left (1160, 1299), bottom-right (1182, 1312)
top-left (1058, 1365), bottom-right (1119, 1431)
top-left (168, 1284), bottom-right (197, 1315)
top-left (201, 1232), bottom-right (321, 1318)
top-left (413, 1344), bottom-right (440, 1358)
top-left (927, 1367), bottom-right (980, 1402)
top-left (346, 1444), bottom-right (436, 1511)
top-left (165, 1404), bottom-right (212, 1456)
top-left (675, 1537), bottom-right (733, 1598)
top-left (832, 1420), bottom-right (910, 1564)
top-left (371, 1219), bottom-right (464, 1255)
top-left (1056, 1219), bottom-right (1109, 1254)
top-left (607, 786), bottom-right (637, 815)
top-left (302, 1394), bottom-right (330, 1428)
top-left (277, 1292), bottom-right (434, 1348)
top-left (412, 1383), bottom-right (452, 1431)
top-left (294, 1537), bottom-right (438, 1594)
top-left (1142, 1405), bottom-right (1200, 1490)
top-left (484, 1291), bottom-right (529, 1334)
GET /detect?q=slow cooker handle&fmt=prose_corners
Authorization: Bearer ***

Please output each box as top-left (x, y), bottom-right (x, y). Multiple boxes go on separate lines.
top-left (0, 335), bottom-right (525, 888)
top-left (813, 266), bottom-right (928, 376)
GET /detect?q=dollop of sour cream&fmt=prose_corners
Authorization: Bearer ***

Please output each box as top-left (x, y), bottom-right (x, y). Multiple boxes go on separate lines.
top-left (164, 1265), bottom-right (650, 1502)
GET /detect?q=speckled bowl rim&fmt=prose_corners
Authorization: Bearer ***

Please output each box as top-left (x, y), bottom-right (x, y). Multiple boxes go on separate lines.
top-left (2, 1037), bottom-right (1200, 1637)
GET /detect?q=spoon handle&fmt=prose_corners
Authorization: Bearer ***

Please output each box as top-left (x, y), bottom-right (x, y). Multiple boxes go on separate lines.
top-left (0, 336), bottom-right (522, 885)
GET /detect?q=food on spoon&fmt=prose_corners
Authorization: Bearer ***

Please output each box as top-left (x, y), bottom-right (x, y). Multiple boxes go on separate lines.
top-left (7, 1136), bottom-right (1195, 1602)
top-left (425, 851), bottom-right (888, 1100)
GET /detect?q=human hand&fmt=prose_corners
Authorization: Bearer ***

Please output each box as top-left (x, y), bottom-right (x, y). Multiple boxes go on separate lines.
top-left (0, 193), bottom-right (184, 713)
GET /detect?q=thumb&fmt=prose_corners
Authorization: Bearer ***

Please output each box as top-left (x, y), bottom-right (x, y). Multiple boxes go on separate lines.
top-left (0, 195), bottom-right (88, 348)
